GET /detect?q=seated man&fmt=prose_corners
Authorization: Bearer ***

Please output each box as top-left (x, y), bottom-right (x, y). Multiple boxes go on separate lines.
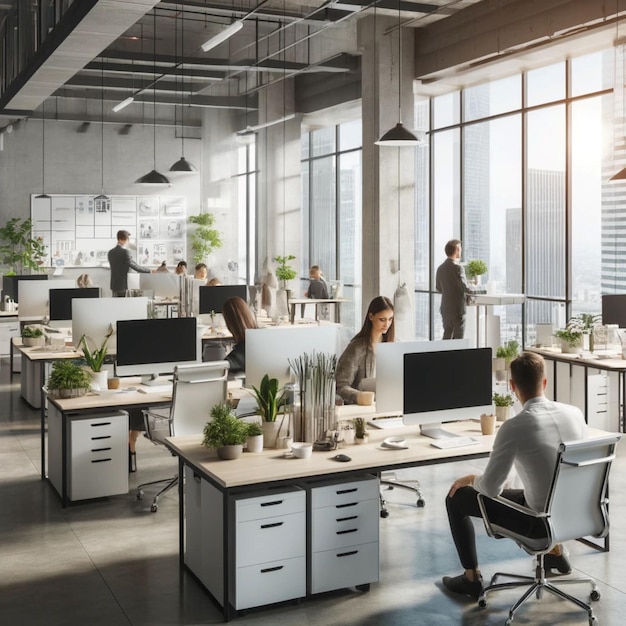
top-left (442, 351), bottom-right (586, 600)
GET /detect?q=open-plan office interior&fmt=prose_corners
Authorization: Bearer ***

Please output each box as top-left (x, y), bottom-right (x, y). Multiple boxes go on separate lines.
top-left (2, 1), bottom-right (626, 624)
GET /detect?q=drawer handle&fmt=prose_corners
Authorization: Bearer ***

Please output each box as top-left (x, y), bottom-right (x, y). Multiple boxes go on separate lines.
top-left (260, 565), bottom-right (284, 574)
top-left (91, 435), bottom-right (112, 441)
top-left (336, 550), bottom-right (358, 558)
top-left (336, 529), bottom-right (357, 535)
top-left (91, 447), bottom-right (112, 452)
top-left (260, 500), bottom-right (283, 507)
top-left (336, 515), bottom-right (358, 522)
top-left (260, 522), bottom-right (284, 529)
top-left (91, 458), bottom-right (112, 463)
top-left (335, 502), bottom-right (357, 509)
top-left (91, 422), bottom-right (112, 427)
top-left (336, 488), bottom-right (357, 495)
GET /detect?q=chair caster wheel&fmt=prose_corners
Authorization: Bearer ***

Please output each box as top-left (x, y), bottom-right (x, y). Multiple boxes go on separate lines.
top-left (380, 510), bottom-right (389, 518)
top-left (590, 590), bottom-right (601, 601)
top-left (137, 491), bottom-right (144, 501)
top-left (505, 619), bottom-right (512, 626)
top-left (417, 498), bottom-right (425, 508)
top-left (151, 504), bottom-right (158, 512)
top-left (478, 599), bottom-right (487, 609)
top-left (590, 617), bottom-right (599, 626)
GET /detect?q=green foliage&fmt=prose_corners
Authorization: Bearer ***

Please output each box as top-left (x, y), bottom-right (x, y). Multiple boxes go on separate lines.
top-left (0, 218), bottom-right (47, 274)
top-left (495, 340), bottom-right (519, 364)
top-left (353, 417), bottom-right (367, 438)
top-left (274, 255), bottom-right (297, 285)
top-left (250, 374), bottom-right (284, 422)
top-left (47, 360), bottom-right (92, 392)
top-left (246, 422), bottom-right (263, 437)
top-left (555, 316), bottom-right (590, 346)
top-left (202, 403), bottom-right (250, 448)
top-left (189, 213), bottom-right (223, 264)
top-left (466, 259), bottom-right (488, 279)
top-left (492, 392), bottom-right (514, 407)
top-left (78, 332), bottom-right (110, 372)
top-left (22, 326), bottom-right (43, 338)
top-left (576, 313), bottom-right (601, 331)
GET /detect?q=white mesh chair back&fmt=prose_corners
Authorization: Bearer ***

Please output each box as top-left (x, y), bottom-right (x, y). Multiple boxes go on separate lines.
top-left (170, 361), bottom-right (229, 437)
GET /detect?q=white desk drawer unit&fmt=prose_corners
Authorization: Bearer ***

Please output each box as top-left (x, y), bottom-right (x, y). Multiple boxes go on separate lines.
top-left (309, 475), bottom-right (380, 594)
top-left (233, 488), bottom-right (306, 610)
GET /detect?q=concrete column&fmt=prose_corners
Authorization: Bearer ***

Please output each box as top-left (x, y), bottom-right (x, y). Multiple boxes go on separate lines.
top-left (359, 15), bottom-right (416, 324)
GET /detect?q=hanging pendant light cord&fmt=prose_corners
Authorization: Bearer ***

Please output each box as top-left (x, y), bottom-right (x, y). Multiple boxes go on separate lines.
top-left (153, 8), bottom-right (157, 170)
top-left (397, 0), bottom-right (402, 124)
top-left (180, 6), bottom-right (186, 158)
top-left (101, 58), bottom-right (105, 194)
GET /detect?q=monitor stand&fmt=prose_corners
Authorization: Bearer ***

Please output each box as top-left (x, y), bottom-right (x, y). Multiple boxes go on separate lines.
top-left (419, 423), bottom-right (460, 439)
top-left (141, 373), bottom-right (165, 386)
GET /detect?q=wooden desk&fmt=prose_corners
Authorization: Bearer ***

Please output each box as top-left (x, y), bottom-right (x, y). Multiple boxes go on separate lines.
top-left (288, 298), bottom-right (348, 324)
top-left (166, 420), bottom-right (493, 621)
top-left (45, 378), bottom-right (171, 506)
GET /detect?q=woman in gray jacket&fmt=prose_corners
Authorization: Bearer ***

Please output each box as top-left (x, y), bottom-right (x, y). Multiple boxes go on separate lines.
top-left (336, 296), bottom-right (395, 404)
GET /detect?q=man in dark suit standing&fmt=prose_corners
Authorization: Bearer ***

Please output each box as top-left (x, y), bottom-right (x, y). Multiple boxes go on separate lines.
top-left (108, 230), bottom-right (152, 296)
top-left (436, 239), bottom-right (470, 339)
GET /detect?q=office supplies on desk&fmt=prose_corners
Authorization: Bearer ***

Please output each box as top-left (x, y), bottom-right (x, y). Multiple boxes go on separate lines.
top-left (430, 436), bottom-right (479, 449)
top-left (381, 437), bottom-right (408, 449)
top-left (137, 384), bottom-right (172, 395)
top-left (367, 416), bottom-right (404, 429)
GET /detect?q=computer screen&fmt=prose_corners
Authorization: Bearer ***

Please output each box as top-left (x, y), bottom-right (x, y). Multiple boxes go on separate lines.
top-left (602, 294), bottom-right (626, 327)
top-left (403, 348), bottom-right (493, 435)
top-left (199, 285), bottom-right (248, 314)
top-left (72, 297), bottom-right (149, 353)
top-left (49, 288), bottom-right (100, 324)
top-left (375, 339), bottom-right (470, 414)
top-left (245, 325), bottom-right (341, 389)
top-left (1, 274), bottom-right (48, 303)
top-left (115, 317), bottom-right (198, 383)
top-left (18, 279), bottom-right (76, 319)
top-left (139, 273), bottom-right (182, 299)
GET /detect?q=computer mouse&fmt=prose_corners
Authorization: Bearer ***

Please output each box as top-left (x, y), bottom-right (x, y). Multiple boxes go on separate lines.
top-left (333, 454), bottom-right (351, 462)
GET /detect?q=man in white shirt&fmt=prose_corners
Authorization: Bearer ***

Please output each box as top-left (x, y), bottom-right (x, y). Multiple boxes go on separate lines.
top-left (442, 351), bottom-right (586, 600)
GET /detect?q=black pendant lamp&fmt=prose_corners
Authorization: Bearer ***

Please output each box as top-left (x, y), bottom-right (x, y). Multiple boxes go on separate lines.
top-left (95, 58), bottom-right (110, 202)
top-left (36, 102), bottom-right (51, 199)
top-left (136, 10), bottom-right (170, 186)
top-left (375, 1), bottom-right (421, 147)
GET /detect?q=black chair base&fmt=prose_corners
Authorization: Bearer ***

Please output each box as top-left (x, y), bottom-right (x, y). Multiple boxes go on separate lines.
top-left (379, 473), bottom-right (425, 518)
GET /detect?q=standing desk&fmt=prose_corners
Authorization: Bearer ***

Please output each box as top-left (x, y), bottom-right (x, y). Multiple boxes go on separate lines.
top-left (166, 420), bottom-right (495, 621)
top-left (288, 298), bottom-right (348, 324)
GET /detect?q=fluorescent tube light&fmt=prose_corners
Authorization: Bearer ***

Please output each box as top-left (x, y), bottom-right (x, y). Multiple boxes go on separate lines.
top-left (112, 97), bottom-right (135, 113)
top-left (201, 20), bottom-right (243, 53)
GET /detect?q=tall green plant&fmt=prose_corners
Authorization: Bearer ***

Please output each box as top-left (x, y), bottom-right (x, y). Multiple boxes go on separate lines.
top-left (250, 374), bottom-right (284, 422)
top-left (0, 217), bottom-right (47, 274)
top-left (188, 212), bottom-right (223, 264)
top-left (274, 255), bottom-right (297, 288)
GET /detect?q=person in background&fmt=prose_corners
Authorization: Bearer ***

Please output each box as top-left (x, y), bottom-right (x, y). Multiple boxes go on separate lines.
top-left (305, 265), bottom-right (329, 299)
top-left (76, 273), bottom-right (93, 288)
top-left (207, 277), bottom-right (222, 286)
top-left (435, 239), bottom-right (471, 340)
top-left (221, 296), bottom-right (257, 374)
top-left (175, 260), bottom-right (187, 275)
top-left (194, 263), bottom-right (208, 281)
top-left (155, 261), bottom-right (169, 273)
top-left (335, 296), bottom-right (394, 405)
top-left (441, 352), bottom-right (586, 601)
top-left (107, 230), bottom-right (153, 297)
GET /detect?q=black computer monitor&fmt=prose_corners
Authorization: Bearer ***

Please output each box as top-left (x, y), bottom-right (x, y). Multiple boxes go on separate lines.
top-left (115, 317), bottom-right (198, 384)
top-left (601, 294), bottom-right (626, 327)
top-left (403, 348), bottom-right (493, 438)
top-left (1, 274), bottom-right (48, 303)
top-left (49, 287), bottom-right (100, 323)
top-left (198, 285), bottom-right (248, 314)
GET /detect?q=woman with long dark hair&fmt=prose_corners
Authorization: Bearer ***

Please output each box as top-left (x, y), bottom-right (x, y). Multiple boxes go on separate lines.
top-left (222, 296), bottom-right (257, 374)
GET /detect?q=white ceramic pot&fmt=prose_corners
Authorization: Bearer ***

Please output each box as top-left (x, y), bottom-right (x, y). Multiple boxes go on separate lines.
top-left (246, 434), bottom-right (264, 454)
top-left (216, 444), bottom-right (243, 460)
top-left (22, 336), bottom-right (44, 348)
top-left (261, 421), bottom-right (281, 449)
top-left (89, 370), bottom-right (108, 391)
top-left (495, 405), bottom-right (511, 421)
top-left (561, 338), bottom-right (583, 354)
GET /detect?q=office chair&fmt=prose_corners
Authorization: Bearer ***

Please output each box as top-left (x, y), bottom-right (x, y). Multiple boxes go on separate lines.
top-left (379, 473), bottom-right (425, 518)
top-left (137, 360), bottom-right (229, 512)
top-left (476, 433), bottom-right (621, 626)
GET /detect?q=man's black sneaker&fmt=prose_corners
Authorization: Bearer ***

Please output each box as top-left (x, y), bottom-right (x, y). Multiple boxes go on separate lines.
top-left (442, 574), bottom-right (483, 600)
top-left (543, 552), bottom-right (572, 575)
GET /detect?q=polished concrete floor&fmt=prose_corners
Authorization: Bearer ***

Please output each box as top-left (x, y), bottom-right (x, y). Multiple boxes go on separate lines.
top-left (1, 363), bottom-right (626, 626)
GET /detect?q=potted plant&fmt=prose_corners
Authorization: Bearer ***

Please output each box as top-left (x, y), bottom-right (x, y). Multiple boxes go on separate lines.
top-left (0, 217), bottom-right (47, 274)
top-left (78, 332), bottom-right (111, 390)
top-left (188, 212), bottom-right (223, 264)
top-left (577, 313), bottom-right (601, 352)
top-left (21, 325), bottom-right (44, 347)
top-left (245, 421), bottom-right (264, 453)
top-left (47, 359), bottom-right (92, 399)
top-left (555, 317), bottom-right (585, 353)
top-left (202, 403), bottom-right (249, 460)
top-left (249, 374), bottom-right (285, 449)
top-left (494, 339), bottom-right (519, 382)
top-left (465, 259), bottom-right (488, 284)
top-left (353, 417), bottom-right (368, 444)
top-left (493, 392), bottom-right (514, 421)
top-left (274, 255), bottom-right (297, 293)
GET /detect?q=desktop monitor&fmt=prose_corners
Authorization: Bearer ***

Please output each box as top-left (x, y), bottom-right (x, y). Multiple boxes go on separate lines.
top-left (49, 287), bottom-right (100, 327)
top-left (601, 294), bottom-right (626, 328)
top-left (72, 297), bottom-right (149, 353)
top-left (1, 274), bottom-right (48, 303)
top-left (115, 317), bottom-right (198, 384)
top-left (245, 325), bottom-right (341, 389)
top-left (403, 348), bottom-right (493, 437)
top-left (199, 284), bottom-right (248, 314)
top-left (375, 339), bottom-right (470, 414)
top-left (139, 273), bottom-right (182, 299)
top-left (18, 279), bottom-right (75, 320)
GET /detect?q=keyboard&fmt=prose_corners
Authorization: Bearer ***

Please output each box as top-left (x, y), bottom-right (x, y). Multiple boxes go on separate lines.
top-left (367, 416), bottom-right (404, 429)
top-left (137, 384), bottom-right (172, 395)
top-left (430, 436), bottom-right (479, 449)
